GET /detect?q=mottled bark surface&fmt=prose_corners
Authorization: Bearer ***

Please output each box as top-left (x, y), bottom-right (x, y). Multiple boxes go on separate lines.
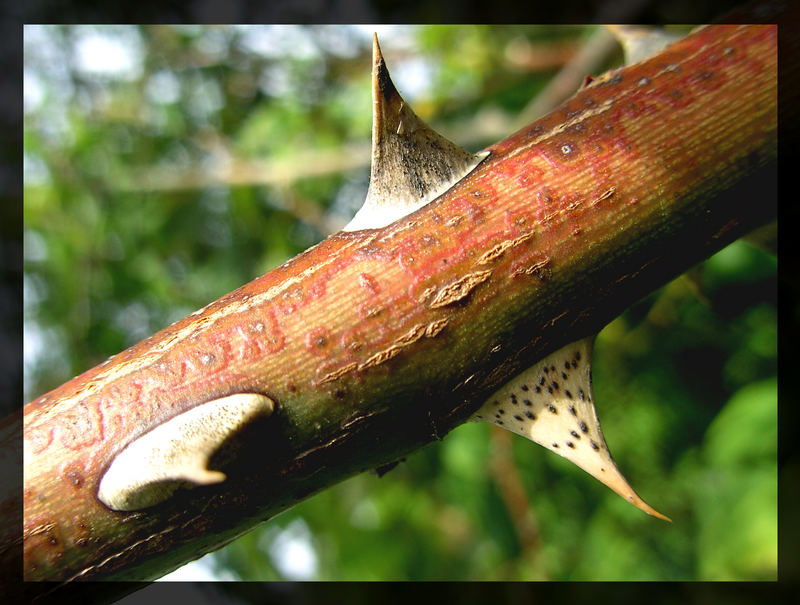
top-left (15, 24), bottom-right (776, 593)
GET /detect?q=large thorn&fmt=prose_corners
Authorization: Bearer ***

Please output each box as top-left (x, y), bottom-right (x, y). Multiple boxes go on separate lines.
top-left (97, 393), bottom-right (274, 511)
top-left (344, 34), bottom-right (488, 231)
top-left (471, 337), bottom-right (671, 521)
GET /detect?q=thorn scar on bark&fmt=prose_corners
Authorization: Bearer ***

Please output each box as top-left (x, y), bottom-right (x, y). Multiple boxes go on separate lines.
top-left (429, 270), bottom-right (492, 308)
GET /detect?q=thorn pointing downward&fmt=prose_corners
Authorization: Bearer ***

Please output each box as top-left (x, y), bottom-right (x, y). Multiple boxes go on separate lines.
top-left (344, 34), bottom-right (489, 231)
top-left (471, 337), bottom-right (671, 521)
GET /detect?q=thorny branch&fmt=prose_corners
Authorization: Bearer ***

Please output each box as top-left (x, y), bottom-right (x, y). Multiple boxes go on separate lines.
top-left (13, 22), bottom-right (780, 598)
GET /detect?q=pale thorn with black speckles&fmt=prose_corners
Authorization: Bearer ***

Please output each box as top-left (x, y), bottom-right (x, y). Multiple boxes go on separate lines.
top-left (97, 392), bottom-right (274, 511)
top-left (343, 33), bottom-right (489, 232)
top-left (471, 337), bottom-right (671, 521)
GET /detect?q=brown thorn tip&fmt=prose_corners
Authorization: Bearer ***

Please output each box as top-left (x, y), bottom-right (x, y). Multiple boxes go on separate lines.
top-left (614, 481), bottom-right (671, 521)
top-left (372, 32), bottom-right (382, 64)
top-left (639, 498), bottom-right (672, 522)
top-left (371, 32), bottom-right (394, 98)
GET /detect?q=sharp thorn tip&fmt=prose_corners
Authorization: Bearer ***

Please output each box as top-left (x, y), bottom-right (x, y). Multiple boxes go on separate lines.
top-left (372, 32), bottom-right (383, 64)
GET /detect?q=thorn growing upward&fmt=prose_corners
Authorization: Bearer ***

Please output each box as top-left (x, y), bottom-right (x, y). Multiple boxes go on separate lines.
top-left (344, 34), bottom-right (488, 231)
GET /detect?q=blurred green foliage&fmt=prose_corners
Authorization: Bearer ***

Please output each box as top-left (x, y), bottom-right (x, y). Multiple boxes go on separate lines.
top-left (23, 25), bottom-right (776, 581)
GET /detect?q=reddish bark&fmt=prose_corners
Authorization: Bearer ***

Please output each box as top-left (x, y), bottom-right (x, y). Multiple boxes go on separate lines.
top-left (17, 24), bottom-right (776, 588)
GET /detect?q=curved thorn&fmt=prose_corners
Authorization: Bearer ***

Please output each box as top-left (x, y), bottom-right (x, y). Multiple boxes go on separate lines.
top-left (471, 337), bottom-right (670, 521)
top-left (97, 393), bottom-right (274, 511)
